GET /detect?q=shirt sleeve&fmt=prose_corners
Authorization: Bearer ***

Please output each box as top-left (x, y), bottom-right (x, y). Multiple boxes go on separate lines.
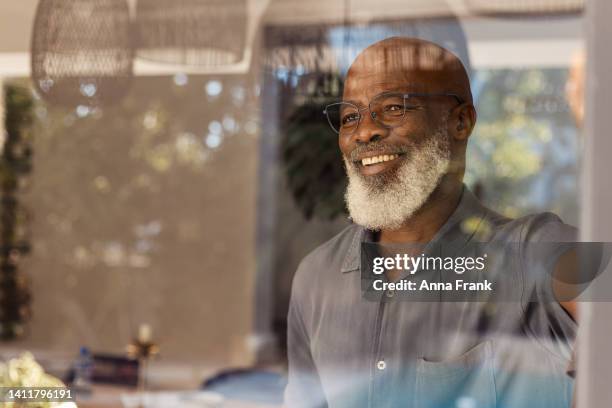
top-left (520, 212), bottom-right (578, 360)
top-left (284, 263), bottom-right (328, 408)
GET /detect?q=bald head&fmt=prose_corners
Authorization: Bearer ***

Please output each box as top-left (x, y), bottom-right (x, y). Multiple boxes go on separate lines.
top-left (339, 36), bottom-right (479, 208)
top-left (345, 37), bottom-right (473, 104)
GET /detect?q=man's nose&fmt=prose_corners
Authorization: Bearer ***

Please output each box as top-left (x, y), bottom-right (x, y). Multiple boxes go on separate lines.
top-left (353, 111), bottom-right (388, 144)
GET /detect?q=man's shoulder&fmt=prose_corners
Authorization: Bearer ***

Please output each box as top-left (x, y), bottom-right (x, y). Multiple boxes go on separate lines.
top-left (292, 224), bottom-right (361, 288)
top-left (501, 211), bottom-right (577, 243)
top-left (299, 223), bottom-right (361, 271)
top-left (460, 189), bottom-right (576, 243)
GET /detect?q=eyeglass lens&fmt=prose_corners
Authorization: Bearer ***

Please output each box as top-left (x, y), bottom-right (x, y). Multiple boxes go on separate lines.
top-left (325, 93), bottom-right (413, 134)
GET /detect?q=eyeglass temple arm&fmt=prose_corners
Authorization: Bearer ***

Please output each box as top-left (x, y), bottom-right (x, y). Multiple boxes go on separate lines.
top-left (403, 93), bottom-right (465, 105)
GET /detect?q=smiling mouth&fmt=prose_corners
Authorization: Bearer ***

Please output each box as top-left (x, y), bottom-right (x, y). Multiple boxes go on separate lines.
top-left (358, 153), bottom-right (403, 167)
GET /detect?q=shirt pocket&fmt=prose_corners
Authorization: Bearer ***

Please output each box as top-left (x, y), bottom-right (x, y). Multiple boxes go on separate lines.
top-left (415, 341), bottom-right (496, 408)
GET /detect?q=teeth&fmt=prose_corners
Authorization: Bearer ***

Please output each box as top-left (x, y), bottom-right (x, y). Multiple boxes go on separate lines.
top-left (361, 154), bottom-right (399, 166)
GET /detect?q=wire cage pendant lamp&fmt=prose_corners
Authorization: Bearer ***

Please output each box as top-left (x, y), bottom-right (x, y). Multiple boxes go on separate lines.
top-left (134, 0), bottom-right (248, 66)
top-left (465, 0), bottom-right (584, 15)
top-left (30, 0), bottom-right (133, 107)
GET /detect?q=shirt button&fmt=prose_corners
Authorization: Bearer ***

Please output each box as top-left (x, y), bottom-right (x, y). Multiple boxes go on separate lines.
top-left (376, 360), bottom-right (386, 370)
top-left (385, 289), bottom-right (394, 298)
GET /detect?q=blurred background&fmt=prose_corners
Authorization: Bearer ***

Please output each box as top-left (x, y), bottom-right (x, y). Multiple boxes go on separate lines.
top-left (0, 0), bottom-right (590, 407)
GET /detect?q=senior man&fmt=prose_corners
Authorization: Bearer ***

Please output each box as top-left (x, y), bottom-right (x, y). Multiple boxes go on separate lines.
top-left (285, 37), bottom-right (578, 408)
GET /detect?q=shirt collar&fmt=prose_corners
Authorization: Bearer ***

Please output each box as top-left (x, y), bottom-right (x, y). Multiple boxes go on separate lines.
top-left (340, 184), bottom-right (490, 273)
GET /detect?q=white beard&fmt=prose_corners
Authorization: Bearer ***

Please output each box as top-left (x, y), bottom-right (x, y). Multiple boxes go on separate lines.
top-left (344, 125), bottom-right (451, 231)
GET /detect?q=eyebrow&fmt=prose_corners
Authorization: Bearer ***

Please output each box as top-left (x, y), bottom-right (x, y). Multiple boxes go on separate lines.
top-left (341, 98), bottom-right (364, 106)
top-left (342, 85), bottom-right (427, 105)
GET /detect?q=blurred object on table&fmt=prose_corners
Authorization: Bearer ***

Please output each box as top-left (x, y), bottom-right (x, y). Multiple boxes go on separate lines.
top-left (121, 390), bottom-right (223, 408)
top-left (202, 368), bottom-right (286, 405)
top-left (66, 353), bottom-right (139, 388)
top-left (71, 346), bottom-right (93, 395)
top-left (0, 351), bottom-right (76, 408)
top-left (126, 323), bottom-right (159, 397)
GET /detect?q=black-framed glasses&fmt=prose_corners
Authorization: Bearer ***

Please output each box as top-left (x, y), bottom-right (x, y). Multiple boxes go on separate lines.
top-left (323, 92), bottom-right (464, 135)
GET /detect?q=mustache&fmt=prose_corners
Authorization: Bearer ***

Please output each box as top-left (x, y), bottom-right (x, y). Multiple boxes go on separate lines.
top-left (346, 141), bottom-right (411, 162)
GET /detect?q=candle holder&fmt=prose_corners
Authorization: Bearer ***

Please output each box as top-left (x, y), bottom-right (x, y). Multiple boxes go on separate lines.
top-left (126, 338), bottom-right (159, 406)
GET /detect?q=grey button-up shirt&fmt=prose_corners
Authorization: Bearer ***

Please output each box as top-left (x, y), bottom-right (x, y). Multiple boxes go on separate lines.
top-left (285, 187), bottom-right (576, 408)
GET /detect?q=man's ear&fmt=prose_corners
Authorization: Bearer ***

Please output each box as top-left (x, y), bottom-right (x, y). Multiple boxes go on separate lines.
top-left (451, 103), bottom-right (477, 141)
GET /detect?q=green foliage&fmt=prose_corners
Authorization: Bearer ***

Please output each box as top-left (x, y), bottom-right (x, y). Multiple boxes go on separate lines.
top-left (282, 101), bottom-right (347, 220)
top-left (465, 68), bottom-right (577, 219)
top-left (1, 84), bottom-right (35, 340)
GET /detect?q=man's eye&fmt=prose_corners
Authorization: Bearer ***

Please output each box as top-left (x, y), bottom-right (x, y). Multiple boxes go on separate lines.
top-left (383, 104), bottom-right (404, 115)
top-left (341, 113), bottom-right (359, 125)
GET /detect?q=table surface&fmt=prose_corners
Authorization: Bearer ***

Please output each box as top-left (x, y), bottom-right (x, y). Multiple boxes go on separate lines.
top-left (0, 348), bottom-right (283, 408)
top-left (77, 384), bottom-right (280, 408)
